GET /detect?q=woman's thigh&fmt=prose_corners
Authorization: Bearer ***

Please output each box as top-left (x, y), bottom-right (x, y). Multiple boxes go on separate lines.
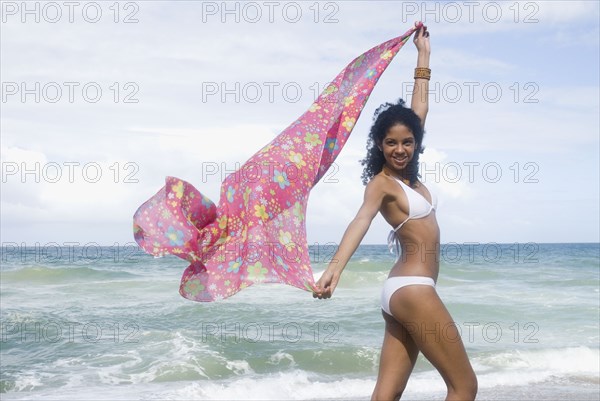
top-left (388, 285), bottom-right (476, 391)
top-left (372, 312), bottom-right (419, 400)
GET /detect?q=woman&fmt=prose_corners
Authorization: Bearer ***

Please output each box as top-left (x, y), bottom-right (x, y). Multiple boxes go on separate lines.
top-left (313, 25), bottom-right (478, 401)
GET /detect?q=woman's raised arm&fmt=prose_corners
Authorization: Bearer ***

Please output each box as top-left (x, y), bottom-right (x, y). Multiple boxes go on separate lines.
top-left (411, 23), bottom-right (431, 129)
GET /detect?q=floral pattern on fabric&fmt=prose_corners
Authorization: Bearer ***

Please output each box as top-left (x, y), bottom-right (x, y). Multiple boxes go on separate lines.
top-left (133, 27), bottom-right (420, 302)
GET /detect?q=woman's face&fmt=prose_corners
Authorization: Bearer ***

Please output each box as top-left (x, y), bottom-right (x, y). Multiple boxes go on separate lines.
top-left (380, 124), bottom-right (416, 173)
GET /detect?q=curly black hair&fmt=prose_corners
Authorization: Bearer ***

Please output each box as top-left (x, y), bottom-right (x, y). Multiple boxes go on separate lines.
top-left (360, 99), bottom-right (425, 186)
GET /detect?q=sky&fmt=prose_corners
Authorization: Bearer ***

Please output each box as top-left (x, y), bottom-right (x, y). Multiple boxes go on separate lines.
top-left (1, 0), bottom-right (599, 250)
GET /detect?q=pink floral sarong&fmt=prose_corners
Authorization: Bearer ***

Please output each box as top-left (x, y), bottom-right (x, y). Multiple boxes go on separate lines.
top-left (133, 26), bottom-right (420, 301)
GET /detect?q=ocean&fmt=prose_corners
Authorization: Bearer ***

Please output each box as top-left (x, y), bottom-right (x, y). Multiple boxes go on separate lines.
top-left (1, 243), bottom-right (598, 400)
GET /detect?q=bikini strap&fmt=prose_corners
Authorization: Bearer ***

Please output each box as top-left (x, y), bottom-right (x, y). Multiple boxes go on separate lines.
top-left (387, 230), bottom-right (401, 259)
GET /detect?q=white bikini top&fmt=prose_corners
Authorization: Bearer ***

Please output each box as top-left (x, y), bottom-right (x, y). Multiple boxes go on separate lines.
top-left (386, 178), bottom-right (437, 257)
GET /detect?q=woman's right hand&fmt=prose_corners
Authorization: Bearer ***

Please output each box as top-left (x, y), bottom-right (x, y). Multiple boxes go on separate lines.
top-left (312, 266), bottom-right (342, 299)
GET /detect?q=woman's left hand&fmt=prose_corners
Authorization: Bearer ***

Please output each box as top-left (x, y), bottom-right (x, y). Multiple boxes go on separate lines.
top-left (413, 21), bottom-right (430, 54)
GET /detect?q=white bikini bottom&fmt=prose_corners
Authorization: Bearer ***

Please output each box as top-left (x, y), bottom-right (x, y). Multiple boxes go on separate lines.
top-left (381, 276), bottom-right (435, 316)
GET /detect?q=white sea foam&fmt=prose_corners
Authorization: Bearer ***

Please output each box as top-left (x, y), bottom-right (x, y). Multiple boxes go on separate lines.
top-left (3, 349), bottom-right (599, 401)
top-left (267, 350), bottom-right (297, 367)
top-left (478, 346), bottom-right (600, 375)
top-left (163, 371), bottom-right (374, 400)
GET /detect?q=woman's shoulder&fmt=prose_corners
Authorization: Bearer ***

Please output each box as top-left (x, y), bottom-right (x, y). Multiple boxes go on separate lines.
top-left (365, 171), bottom-right (397, 195)
top-left (367, 171), bottom-right (388, 186)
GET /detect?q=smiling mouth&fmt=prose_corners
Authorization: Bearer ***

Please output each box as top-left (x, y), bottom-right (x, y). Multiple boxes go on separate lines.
top-left (392, 156), bottom-right (407, 164)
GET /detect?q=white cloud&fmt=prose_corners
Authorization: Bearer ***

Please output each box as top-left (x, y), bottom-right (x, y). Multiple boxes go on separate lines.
top-left (536, 1), bottom-right (599, 23)
top-left (420, 147), bottom-right (473, 200)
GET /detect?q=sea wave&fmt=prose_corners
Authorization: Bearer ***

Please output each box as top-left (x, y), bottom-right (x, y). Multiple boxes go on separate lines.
top-left (0, 266), bottom-right (138, 284)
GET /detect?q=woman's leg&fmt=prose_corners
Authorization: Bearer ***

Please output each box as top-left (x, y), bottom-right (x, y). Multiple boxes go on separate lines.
top-left (371, 311), bottom-right (419, 401)
top-left (389, 285), bottom-right (478, 401)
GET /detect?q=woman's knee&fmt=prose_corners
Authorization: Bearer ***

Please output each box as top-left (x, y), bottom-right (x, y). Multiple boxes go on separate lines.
top-left (467, 371), bottom-right (478, 398)
top-left (449, 371), bottom-right (477, 400)
top-left (371, 386), bottom-right (403, 401)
